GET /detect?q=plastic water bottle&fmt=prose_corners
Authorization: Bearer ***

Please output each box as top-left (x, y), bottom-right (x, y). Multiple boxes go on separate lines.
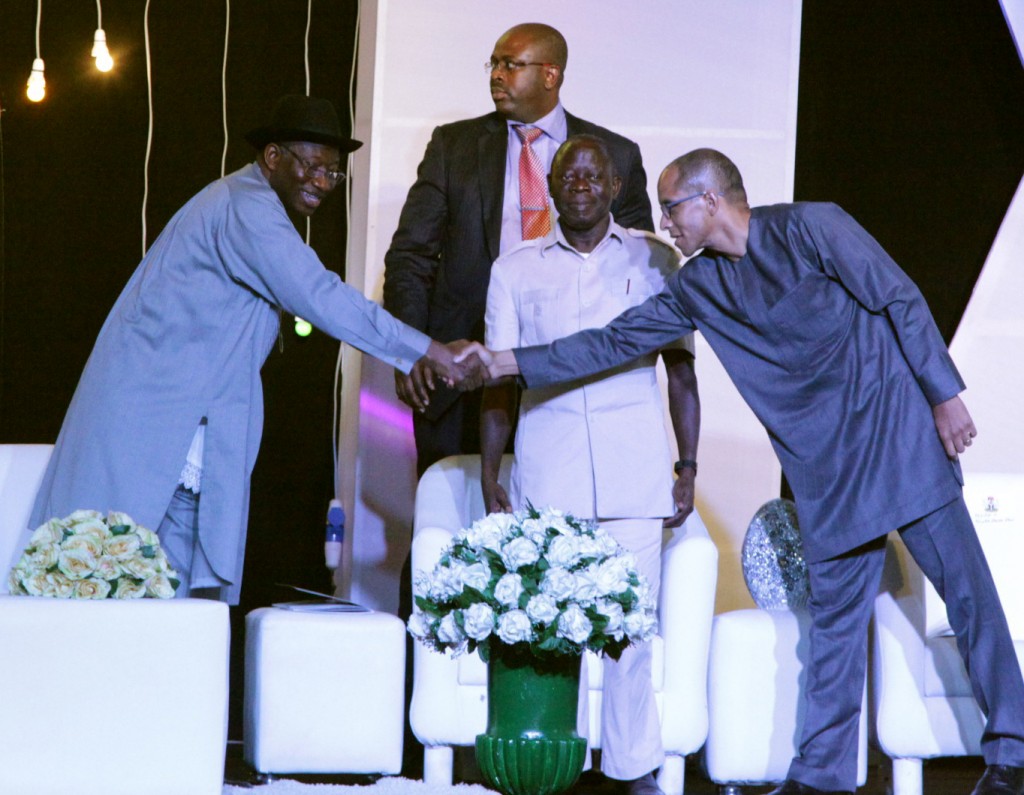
top-left (325, 499), bottom-right (345, 570)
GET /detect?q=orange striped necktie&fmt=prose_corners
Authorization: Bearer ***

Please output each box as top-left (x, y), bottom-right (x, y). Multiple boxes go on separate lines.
top-left (515, 126), bottom-right (552, 239)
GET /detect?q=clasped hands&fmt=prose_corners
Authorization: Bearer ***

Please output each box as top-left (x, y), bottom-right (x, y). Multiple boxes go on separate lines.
top-left (396, 341), bottom-right (493, 414)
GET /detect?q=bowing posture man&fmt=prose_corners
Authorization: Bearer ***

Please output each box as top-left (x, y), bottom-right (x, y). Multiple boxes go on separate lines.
top-left (464, 148), bottom-right (1024, 795)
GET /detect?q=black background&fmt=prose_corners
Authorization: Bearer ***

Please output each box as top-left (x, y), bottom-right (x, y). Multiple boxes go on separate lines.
top-left (1, 0), bottom-right (1021, 739)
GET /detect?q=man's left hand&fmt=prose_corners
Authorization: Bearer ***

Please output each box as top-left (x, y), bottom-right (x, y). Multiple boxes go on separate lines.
top-left (932, 395), bottom-right (977, 459)
top-left (664, 468), bottom-right (695, 528)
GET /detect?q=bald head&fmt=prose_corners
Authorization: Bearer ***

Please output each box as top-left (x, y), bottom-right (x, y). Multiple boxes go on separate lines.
top-left (663, 148), bottom-right (747, 204)
top-left (501, 23), bottom-right (568, 68)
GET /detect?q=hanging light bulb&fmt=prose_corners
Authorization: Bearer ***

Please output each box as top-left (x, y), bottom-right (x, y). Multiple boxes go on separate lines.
top-left (92, 28), bottom-right (114, 72)
top-left (26, 58), bottom-right (46, 102)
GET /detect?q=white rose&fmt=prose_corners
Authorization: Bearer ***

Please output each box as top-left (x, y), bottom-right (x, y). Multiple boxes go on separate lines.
top-left (595, 558), bottom-right (633, 596)
top-left (412, 571), bottom-right (432, 598)
top-left (67, 509), bottom-right (104, 527)
top-left (73, 579), bottom-right (111, 599)
top-left (541, 567), bottom-right (577, 601)
top-left (71, 518), bottom-right (111, 544)
top-left (596, 599), bottom-right (625, 638)
top-left (462, 562), bottom-right (492, 592)
top-left (25, 542), bottom-right (59, 571)
top-left (538, 507), bottom-right (567, 528)
top-left (113, 578), bottom-right (146, 599)
top-left (526, 593), bottom-right (560, 625)
top-left (104, 534), bottom-right (142, 561)
top-left (573, 565), bottom-right (602, 604)
top-left (7, 568), bottom-right (23, 594)
top-left (136, 527), bottom-right (161, 547)
top-left (624, 609), bottom-right (659, 643)
top-left (29, 520), bottom-right (65, 546)
top-left (62, 533), bottom-right (103, 558)
top-left (121, 554), bottom-right (159, 581)
top-left (496, 609), bottom-right (533, 644)
top-left (429, 564), bottom-right (464, 601)
top-left (145, 573), bottom-right (176, 599)
top-left (407, 610), bottom-right (434, 641)
top-left (547, 534), bottom-right (582, 568)
top-left (21, 570), bottom-right (50, 596)
top-left (494, 573), bottom-right (524, 607)
top-left (632, 577), bottom-right (655, 610)
top-left (598, 532), bottom-right (621, 557)
top-left (44, 572), bottom-right (74, 598)
top-left (437, 612), bottom-right (466, 646)
top-left (576, 533), bottom-right (602, 559)
top-left (557, 603), bottom-right (594, 646)
top-left (464, 514), bottom-right (510, 552)
top-left (501, 537), bottom-right (540, 571)
top-left (462, 603), bottom-right (496, 641)
top-left (93, 556), bottom-right (123, 581)
top-left (105, 511), bottom-right (136, 530)
top-left (57, 547), bottom-right (98, 581)
top-left (519, 518), bottom-right (548, 546)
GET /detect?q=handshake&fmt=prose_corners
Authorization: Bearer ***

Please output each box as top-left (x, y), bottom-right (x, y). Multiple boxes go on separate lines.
top-left (396, 340), bottom-right (515, 414)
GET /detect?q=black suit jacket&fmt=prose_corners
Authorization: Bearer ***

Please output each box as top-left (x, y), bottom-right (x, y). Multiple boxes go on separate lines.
top-left (383, 109), bottom-right (654, 451)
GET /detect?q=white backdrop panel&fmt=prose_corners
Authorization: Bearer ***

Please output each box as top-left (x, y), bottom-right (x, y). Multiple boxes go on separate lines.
top-left (340, 0), bottom-right (802, 614)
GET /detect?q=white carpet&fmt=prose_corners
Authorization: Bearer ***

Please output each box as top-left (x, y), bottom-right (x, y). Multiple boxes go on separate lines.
top-left (223, 777), bottom-right (498, 795)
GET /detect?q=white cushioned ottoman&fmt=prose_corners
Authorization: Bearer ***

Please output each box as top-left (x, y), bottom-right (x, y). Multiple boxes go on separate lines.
top-left (0, 596), bottom-right (229, 795)
top-left (244, 607), bottom-right (406, 775)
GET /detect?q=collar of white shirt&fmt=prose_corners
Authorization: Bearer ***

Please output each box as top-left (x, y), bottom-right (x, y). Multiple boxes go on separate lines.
top-left (540, 218), bottom-right (626, 258)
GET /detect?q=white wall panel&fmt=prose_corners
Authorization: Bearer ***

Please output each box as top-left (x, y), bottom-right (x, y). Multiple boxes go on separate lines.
top-left (341, 0), bottom-right (802, 614)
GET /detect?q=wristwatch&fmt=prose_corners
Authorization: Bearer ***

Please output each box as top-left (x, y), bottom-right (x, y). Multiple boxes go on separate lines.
top-left (674, 459), bottom-right (698, 475)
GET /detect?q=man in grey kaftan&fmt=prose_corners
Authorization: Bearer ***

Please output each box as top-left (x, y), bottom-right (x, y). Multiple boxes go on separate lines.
top-left (467, 149), bottom-right (1024, 795)
top-left (30, 96), bottom-right (474, 604)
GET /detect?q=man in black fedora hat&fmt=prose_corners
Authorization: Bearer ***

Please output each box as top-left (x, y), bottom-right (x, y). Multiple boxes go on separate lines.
top-left (30, 94), bottom-right (482, 604)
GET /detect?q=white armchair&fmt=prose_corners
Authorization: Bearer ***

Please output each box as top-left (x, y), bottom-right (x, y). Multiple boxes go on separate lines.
top-left (704, 606), bottom-right (868, 790)
top-left (0, 444), bottom-right (230, 795)
top-left (872, 474), bottom-right (1024, 795)
top-left (409, 454), bottom-right (718, 795)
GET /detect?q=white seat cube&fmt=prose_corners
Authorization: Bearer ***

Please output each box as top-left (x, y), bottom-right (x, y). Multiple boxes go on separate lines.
top-left (0, 596), bottom-right (229, 795)
top-left (244, 607), bottom-right (406, 775)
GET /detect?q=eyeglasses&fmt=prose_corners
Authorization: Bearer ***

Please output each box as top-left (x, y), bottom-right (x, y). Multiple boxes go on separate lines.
top-left (276, 143), bottom-right (345, 184)
top-left (485, 59), bottom-right (556, 74)
top-left (659, 191), bottom-right (712, 216)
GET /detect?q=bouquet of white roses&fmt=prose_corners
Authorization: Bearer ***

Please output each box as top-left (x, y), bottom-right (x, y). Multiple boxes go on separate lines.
top-left (8, 510), bottom-right (180, 599)
top-left (409, 504), bottom-right (658, 662)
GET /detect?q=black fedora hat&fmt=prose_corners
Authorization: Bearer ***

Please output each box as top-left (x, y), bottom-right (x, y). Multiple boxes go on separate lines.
top-left (245, 94), bottom-right (362, 153)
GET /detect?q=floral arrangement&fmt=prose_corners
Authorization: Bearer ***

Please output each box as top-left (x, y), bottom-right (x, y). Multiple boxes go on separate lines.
top-left (8, 510), bottom-right (180, 599)
top-left (408, 504), bottom-right (658, 661)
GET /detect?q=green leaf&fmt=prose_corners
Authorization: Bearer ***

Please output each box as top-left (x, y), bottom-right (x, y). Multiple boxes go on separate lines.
top-left (140, 545), bottom-right (157, 559)
top-left (109, 524), bottom-right (131, 536)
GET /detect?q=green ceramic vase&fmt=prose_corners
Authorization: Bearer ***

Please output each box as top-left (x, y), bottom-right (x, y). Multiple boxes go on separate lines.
top-left (475, 643), bottom-right (587, 795)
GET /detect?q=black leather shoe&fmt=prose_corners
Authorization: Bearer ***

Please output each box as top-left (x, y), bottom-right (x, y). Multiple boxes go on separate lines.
top-left (764, 780), bottom-right (852, 795)
top-left (626, 772), bottom-right (662, 795)
top-left (972, 765), bottom-right (1024, 795)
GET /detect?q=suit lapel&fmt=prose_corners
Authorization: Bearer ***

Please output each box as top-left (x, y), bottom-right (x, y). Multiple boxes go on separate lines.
top-left (479, 114), bottom-right (507, 264)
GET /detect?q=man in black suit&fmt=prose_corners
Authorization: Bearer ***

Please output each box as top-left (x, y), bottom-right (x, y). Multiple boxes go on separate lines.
top-left (384, 22), bottom-right (657, 477)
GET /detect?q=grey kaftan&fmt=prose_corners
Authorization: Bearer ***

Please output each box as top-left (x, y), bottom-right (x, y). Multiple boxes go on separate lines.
top-left (30, 163), bottom-right (430, 603)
